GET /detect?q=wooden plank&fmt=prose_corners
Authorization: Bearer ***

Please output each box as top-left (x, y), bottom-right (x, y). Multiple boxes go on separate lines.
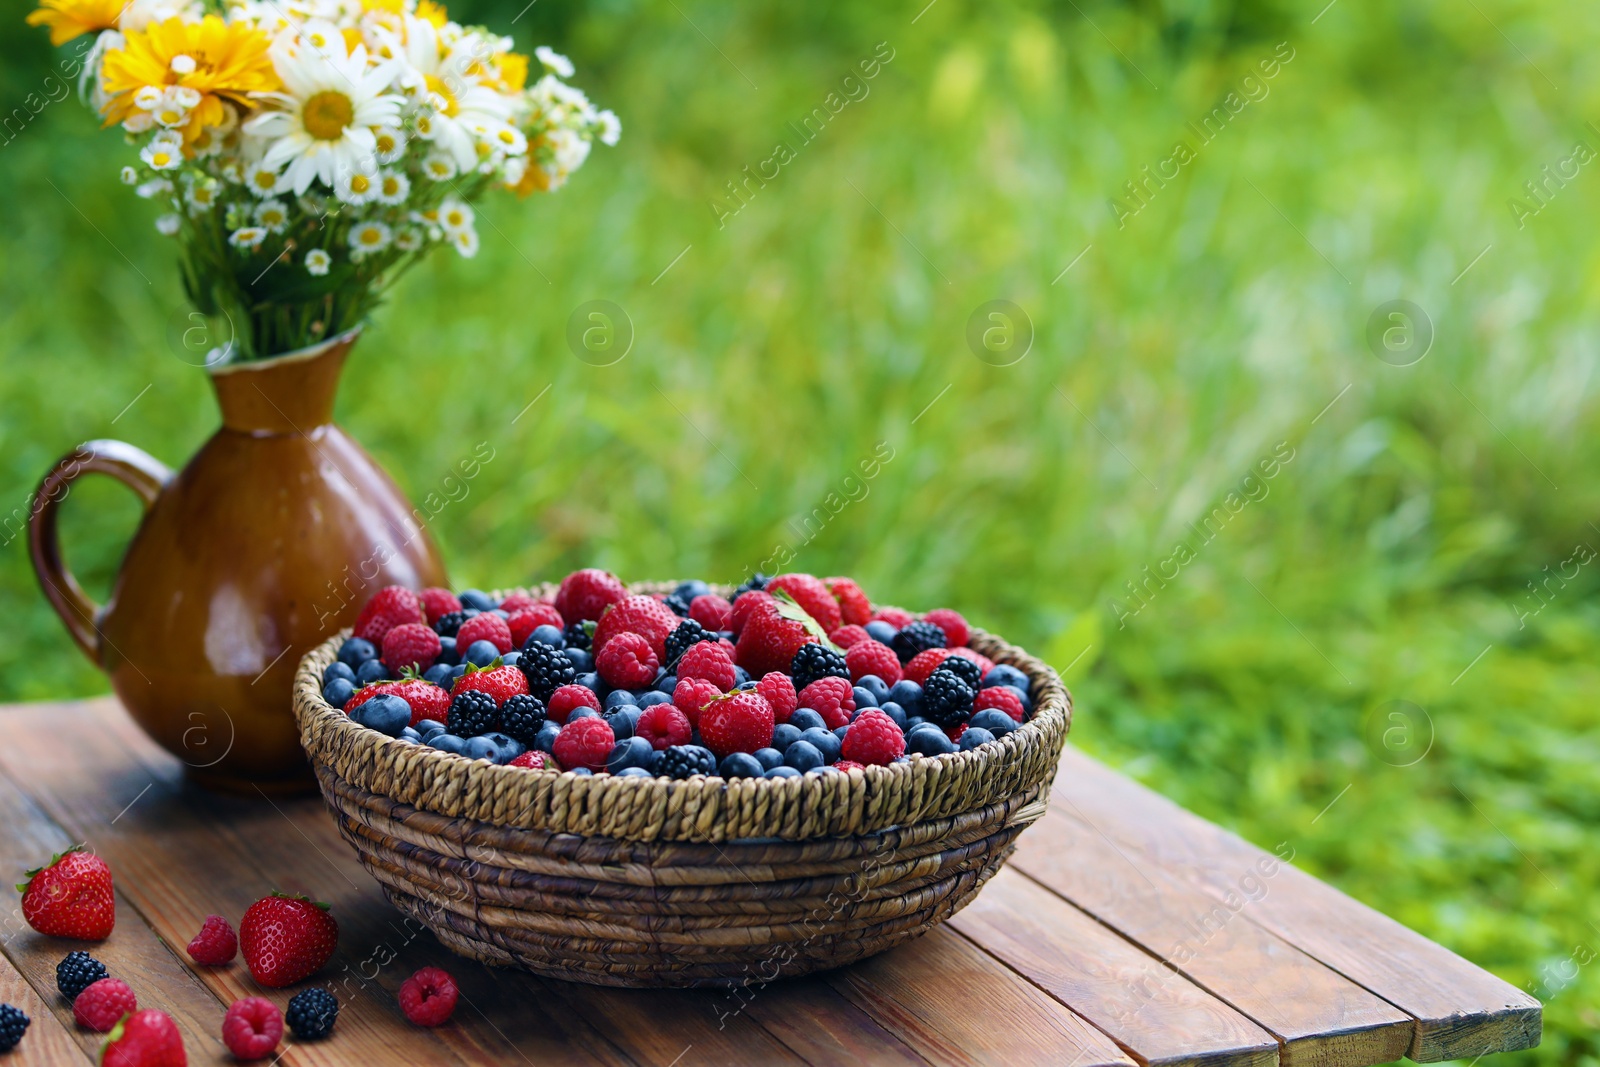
top-left (949, 867), bottom-right (1280, 1067)
top-left (0, 948), bottom-right (91, 1066)
top-left (1010, 805), bottom-right (1413, 1067)
top-left (1053, 746), bottom-right (1542, 1061)
top-left (831, 926), bottom-right (1136, 1067)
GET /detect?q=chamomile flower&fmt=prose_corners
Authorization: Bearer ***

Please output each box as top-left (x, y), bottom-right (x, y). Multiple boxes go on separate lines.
top-left (334, 167), bottom-right (378, 205)
top-left (436, 196), bottom-right (472, 234)
top-left (243, 163), bottom-right (283, 196)
top-left (140, 138), bottom-right (182, 170)
top-left (254, 198), bottom-right (290, 232)
top-left (534, 46), bottom-right (573, 78)
top-left (373, 125), bottom-right (405, 164)
top-left (449, 225), bottom-right (478, 257)
top-left (393, 227), bottom-right (422, 251)
top-left (186, 178), bottom-right (219, 212)
top-left (347, 219), bottom-right (391, 258)
top-left (373, 170), bottom-right (409, 205)
top-left (304, 247), bottom-right (332, 275)
top-left (228, 225), bottom-right (268, 249)
top-left (396, 16), bottom-right (515, 172)
top-left (155, 212), bottom-right (182, 235)
top-left (120, 165), bottom-right (138, 184)
top-left (421, 151), bottom-right (456, 181)
top-left (136, 177), bottom-right (173, 198)
top-left (596, 109), bottom-right (620, 146)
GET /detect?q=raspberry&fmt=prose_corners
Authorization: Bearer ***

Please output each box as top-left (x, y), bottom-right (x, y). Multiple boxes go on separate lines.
top-left (552, 716), bottom-right (614, 772)
top-left (635, 704), bottom-right (692, 750)
top-left (451, 664), bottom-right (528, 706)
top-left (892, 621), bottom-right (947, 664)
top-left (420, 587), bottom-right (461, 624)
top-left (186, 914), bottom-right (237, 965)
top-left (677, 641), bottom-right (735, 691)
top-left (518, 641), bottom-right (576, 700)
top-left (728, 590), bottom-right (775, 637)
top-left (923, 668), bottom-right (975, 728)
top-left (547, 684), bottom-right (602, 724)
top-left (555, 569), bottom-right (628, 623)
top-left (353, 585), bottom-right (424, 643)
top-left (663, 619), bottom-right (710, 667)
top-left (508, 750), bottom-right (551, 769)
top-left (922, 608), bottom-right (970, 647)
top-left (766, 573), bottom-right (842, 632)
top-left (973, 686), bottom-right (1025, 723)
top-left (688, 594), bottom-right (732, 631)
top-left (946, 723), bottom-right (968, 744)
top-left (656, 745), bottom-right (716, 779)
top-left (505, 610), bottom-right (541, 648)
top-left (789, 643), bottom-right (848, 690)
top-left (284, 989), bottom-right (338, 1040)
top-left (755, 672), bottom-right (798, 724)
top-left (698, 691), bottom-right (774, 758)
top-left (455, 612), bottom-right (514, 655)
top-left (447, 689), bottom-right (499, 736)
top-left (950, 647), bottom-right (995, 675)
top-left (672, 677), bottom-right (722, 726)
top-left (593, 595), bottom-right (679, 660)
top-left (902, 647), bottom-right (952, 685)
top-left (828, 624), bottom-right (870, 649)
top-left (798, 676), bottom-right (855, 729)
top-left (833, 759), bottom-right (866, 773)
top-left (871, 606), bottom-right (914, 630)
top-left (845, 640), bottom-right (903, 685)
top-left (841, 710), bottom-right (905, 765)
top-left (596, 631), bottom-right (659, 689)
top-left (222, 997), bottom-right (282, 1060)
top-left (381, 622), bottom-right (441, 673)
top-left (825, 577), bottom-right (872, 626)
top-left (497, 592), bottom-right (539, 614)
top-left (398, 967), bottom-right (459, 1028)
top-left (73, 978), bottom-right (136, 1032)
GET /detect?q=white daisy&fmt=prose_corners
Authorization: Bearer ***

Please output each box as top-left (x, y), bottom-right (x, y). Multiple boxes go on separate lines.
top-left (186, 179), bottom-right (219, 213)
top-left (140, 140), bottom-right (182, 171)
top-left (254, 199), bottom-right (290, 232)
top-left (535, 46), bottom-right (574, 78)
top-left (334, 167), bottom-right (378, 205)
top-left (393, 227), bottom-right (422, 251)
top-left (304, 248), bottom-right (332, 275)
top-left (373, 125), bottom-right (406, 164)
top-left (155, 213), bottom-right (182, 235)
top-left (229, 226), bottom-right (268, 249)
top-left (243, 163), bottom-right (284, 196)
top-left (245, 35), bottom-right (403, 196)
top-left (450, 226), bottom-right (478, 258)
top-left (122, 111), bottom-right (156, 134)
top-left (597, 109), bottom-right (621, 146)
top-left (120, 166), bottom-right (138, 184)
top-left (136, 177), bottom-right (173, 199)
top-left (374, 170), bottom-right (410, 205)
top-left (436, 196), bottom-right (472, 234)
top-left (348, 220), bottom-right (392, 258)
top-left (133, 85), bottom-right (164, 111)
top-left (396, 17), bottom-right (516, 172)
top-left (421, 151), bottom-right (456, 181)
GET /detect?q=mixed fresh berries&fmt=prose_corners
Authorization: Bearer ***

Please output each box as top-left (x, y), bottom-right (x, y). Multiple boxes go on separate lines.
top-left (21, 846), bottom-right (115, 940)
top-left (329, 574), bottom-right (1033, 779)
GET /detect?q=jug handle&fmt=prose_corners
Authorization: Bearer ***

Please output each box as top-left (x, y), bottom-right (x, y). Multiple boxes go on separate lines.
top-left (27, 440), bottom-right (173, 665)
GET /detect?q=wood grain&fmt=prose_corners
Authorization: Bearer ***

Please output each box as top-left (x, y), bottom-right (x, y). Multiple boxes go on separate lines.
top-left (949, 868), bottom-right (1280, 1067)
top-left (1010, 804), bottom-right (1412, 1066)
top-left (1053, 746), bottom-right (1542, 1061)
top-left (0, 946), bottom-right (91, 1066)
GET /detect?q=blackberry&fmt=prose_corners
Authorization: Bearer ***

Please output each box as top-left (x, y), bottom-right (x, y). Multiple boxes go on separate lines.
top-left (56, 951), bottom-right (108, 1002)
top-left (562, 621), bottom-right (593, 651)
top-left (663, 619), bottom-right (709, 667)
top-left (663, 593), bottom-right (691, 617)
top-left (432, 610), bottom-right (469, 638)
top-left (285, 987), bottom-right (339, 1040)
top-left (939, 654), bottom-right (983, 688)
top-left (733, 573), bottom-right (770, 597)
top-left (447, 689), bottom-right (499, 737)
top-left (891, 621), bottom-right (946, 665)
top-left (789, 644), bottom-right (848, 691)
top-left (922, 668), bottom-right (976, 728)
top-left (0, 1004), bottom-right (26, 1053)
top-left (518, 640), bottom-right (576, 700)
top-left (500, 693), bottom-right (548, 747)
top-left (656, 745), bottom-right (716, 780)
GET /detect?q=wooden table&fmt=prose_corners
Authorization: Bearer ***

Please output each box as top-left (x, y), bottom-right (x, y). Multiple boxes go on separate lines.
top-left (0, 698), bottom-right (1539, 1066)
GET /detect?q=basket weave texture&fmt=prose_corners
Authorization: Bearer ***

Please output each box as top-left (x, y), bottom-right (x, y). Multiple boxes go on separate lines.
top-left (294, 585), bottom-right (1071, 987)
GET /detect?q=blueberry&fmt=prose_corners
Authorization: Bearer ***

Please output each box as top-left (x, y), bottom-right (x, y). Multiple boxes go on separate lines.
top-left (718, 752), bottom-right (765, 778)
top-left (565, 647), bottom-right (594, 672)
top-left (467, 732), bottom-right (525, 763)
top-left (800, 727), bottom-right (841, 763)
top-left (638, 691), bottom-right (672, 708)
top-left (753, 747), bottom-right (784, 770)
top-left (355, 658), bottom-right (390, 685)
top-left (575, 671), bottom-right (603, 693)
top-left (435, 636), bottom-right (460, 666)
top-left (877, 702), bottom-right (907, 730)
top-left (982, 664), bottom-right (1029, 691)
top-left (336, 637), bottom-right (378, 668)
top-left (906, 724), bottom-right (956, 756)
top-left (616, 766), bottom-right (654, 778)
top-left (399, 726), bottom-right (422, 743)
top-left (864, 621), bottom-right (898, 644)
top-left (415, 718), bottom-right (447, 738)
top-left (784, 739), bottom-right (825, 771)
top-left (567, 706), bottom-right (601, 721)
top-left (716, 631), bottom-right (735, 642)
top-left (674, 580), bottom-right (712, 602)
top-left (604, 689), bottom-right (638, 710)
top-left (852, 686), bottom-right (879, 709)
top-left (736, 679), bottom-right (758, 691)
top-left (353, 693), bottom-right (410, 736)
top-left (463, 640), bottom-right (501, 667)
top-left (323, 661), bottom-right (356, 686)
top-left (904, 715), bottom-right (928, 733)
top-left (606, 707), bottom-right (641, 739)
top-left (534, 721), bottom-right (561, 753)
top-left (733, 666), bottom-right (751, 687)
top-left (771, 723), bottom-right (802, 751)
top-left (430, 733), bottom-right (467, 754)
top-left (968, 709), bottom-right (1018, 737)
top-left (448, 663), bottom-right (469, 685)
top-left (569, 766), bottom-right (594, 776)
top-left (959, 727), bottom-right (997, 751)
top-left (492, 608), bottom-right (511, 619)
top-left (655, 674), bottom-right (677, 694)
top-left (887, 679), bottom-right (924, 715)
top-left (856, 675), bottom-right (891, 704)
top-left (501, 650), bottom-right (521, 668)
top-left (322, 677), bottom-right (355, 707)
top-left (607, 736), bottom-right (655, 773)
top-left (788, 708), bottom-right (827, 732)
top-left (833, 724), bottom-right (850, 740)
top-left (531, 624), bottom-right (565, 648)
top-left (459, 589), bottom-right (498, 611)
top-left (764, 765), bottom-right (802, 779)
top-left (422, 663), bottom-right (454, 687)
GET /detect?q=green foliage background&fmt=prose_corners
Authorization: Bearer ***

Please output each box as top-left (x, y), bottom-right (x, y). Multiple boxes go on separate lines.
top-left (1, 1), bottom-right (1596, 1060)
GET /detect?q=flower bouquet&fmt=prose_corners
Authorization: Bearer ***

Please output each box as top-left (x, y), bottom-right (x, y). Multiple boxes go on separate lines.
top-left (27, 0), bottom-right (618, 360)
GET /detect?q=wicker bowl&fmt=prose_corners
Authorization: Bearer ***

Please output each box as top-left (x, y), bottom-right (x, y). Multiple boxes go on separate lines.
top-left (294, 586), bottom-right (1071, 988)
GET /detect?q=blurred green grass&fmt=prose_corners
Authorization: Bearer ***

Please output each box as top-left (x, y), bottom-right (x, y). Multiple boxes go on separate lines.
top-left (2, 0), bottom-right (1598, 1060)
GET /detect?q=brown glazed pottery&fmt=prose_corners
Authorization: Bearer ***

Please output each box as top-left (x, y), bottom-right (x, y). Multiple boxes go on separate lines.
top-left (28, 328), bottom-right (448, 793)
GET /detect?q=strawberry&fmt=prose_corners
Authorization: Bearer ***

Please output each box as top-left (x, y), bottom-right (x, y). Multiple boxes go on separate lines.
top-left (734, 594), bottom-right (826, 677)
top-left (826, 577), bottom-right (873, 627)
top-left (343, 680), bottom-right (450, 726)
top-left (554, 568), bottom-right (628, 623)
top-left (903, 647), bottom-right (953, 685)
top-left (507, 750), bottom-right (551, 770)
top-left (766, 574), bottom-right (842, 633)
top-left (699, 691), bottom-right (774, 758)
top-left (592, 595), bottom-right (679, 660)
top-left (455, 613), bottom-right (513, 655)
top-left (19, 846), bottom-right (114, 940)
top-left (950, 647), bottom-right (995, 675)
top-left (728, 590), bottom-right (775, 637)
top-left (239, 893), bottom-right (338, 988)
top-left (380, 622), bottom-right (440, 673)
top-left (497, 592), bottom-right (540, 614)
top-left (871, 606), bottom-right (914, 630)
top-left (450, 665), bottom-right (528, 706)
top-left (353, 586), bottom-right (424, 644)
top-left (972, 686), bottom-right (1025, 723)
top-left (420, 587), bottom-right (461, 624)
top-left (506, 605), bottom-right (562, 647)
top-left (687, 594), bottom-right (732, 631)
top-left (101, 1010), bottom-right (185, 1067)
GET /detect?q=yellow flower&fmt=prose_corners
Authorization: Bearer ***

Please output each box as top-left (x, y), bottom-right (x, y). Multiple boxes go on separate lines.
top-left (25, 0), bottom-right (123, 46)
top-left (492, 51), bottom-right (528, 93)
top-left (100, 16), bottom-right (280, 144)
top-left (416, 0), bottom-right (448, 28)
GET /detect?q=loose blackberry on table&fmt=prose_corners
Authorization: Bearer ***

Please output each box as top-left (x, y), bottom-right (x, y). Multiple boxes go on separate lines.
top-left (285, 988), bottom-right (339, 1040)
top-left (0, 1004), bottom-right (27, 1053)
top-left (56, 950), bottom-right (108, 1001)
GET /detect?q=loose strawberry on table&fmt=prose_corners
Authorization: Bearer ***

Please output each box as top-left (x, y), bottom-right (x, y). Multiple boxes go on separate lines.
top-left (239, 893), bottom-right (338, 988)
top-left (22, 847), bottom-right (114, 940)
top-left (102, 1010), bottom-right (185, 1067)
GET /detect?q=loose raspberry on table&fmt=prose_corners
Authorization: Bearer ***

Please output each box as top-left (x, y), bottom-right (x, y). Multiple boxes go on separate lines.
top-left (222, 997), bottom-right (282, 1060)
top-left (871, 606), bottom-right (914, 630)
top-left (699, 691), bottom-right (774, 758)
top-left (593, 595), bottom-right (680, 660)
top-left (921, 608), bottom-right (970, 648)
top-left (552, 716), bottom-right (614, 772)
top-left (635, 704), bottom-right (692, 750)
top-left (381, 622), bottom-right (441, 673)
top-left (73, 978), bottom-right (136, 1032)
top-left (755, 672), bottom-right (798, 724)
top-left (398, 967), bottom-right (459, 1028)
top-left (596, 631), bottom-right (659, 689)
top-left (554, 568), bottom-right (628, 624)
top-left (508, 750), bottom-right (551, 770)
top-left (766, 573), bottom-right (841, 633)
top-left (902, 647), bottom-right (952, 685)
top-left (353, 585), bottom-right (425, 644)
top-left (825, 577), bottom-right (872, 627)
top-left (186, 914), bottom-right (237, 965)
top-left (688, 594), bottom-right (732, 631)
top-left (420, 587), bottom-right (462, 623)
top-left (672, 677), bottom-right (723, 726)
top-left (798, 676), bottom-right (856, 729)
top-left (972, 685), bottom-right (1025, 723)
top-left (846, 640), bottom-right (903, 685)
top-left (451, 664), bottom-right (528, 706)
top-left (677, 641), bottom-right (735, 691)
top-left (841, 710), bottom-right (906, 766)
top-left (828, 624), bottom-right (870, 649)
top-left (547, 684), bottom-right (602, 724)
top-left (455, 613), bottom-right (514, 655)
top-left (728, 590), bottom-right (775, 637)
top-left (950, 647), bottom-right (995, 675)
